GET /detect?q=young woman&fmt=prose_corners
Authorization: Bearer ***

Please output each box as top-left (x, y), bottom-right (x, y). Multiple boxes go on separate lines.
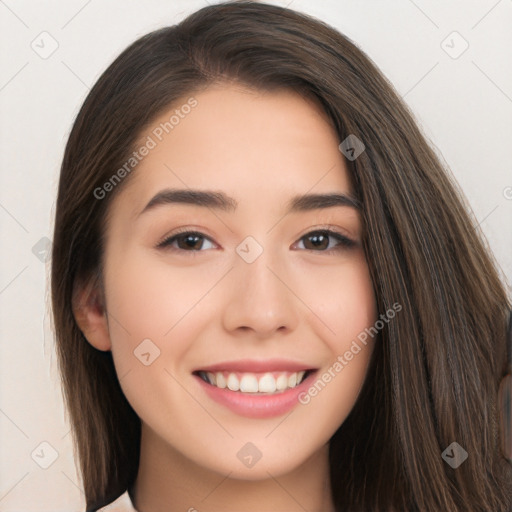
top-left (51, 2), bottom-right (512, 511)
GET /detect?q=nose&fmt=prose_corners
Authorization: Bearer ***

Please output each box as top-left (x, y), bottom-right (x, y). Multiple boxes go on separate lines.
top-left (221, 247), bottom-right (300, 338)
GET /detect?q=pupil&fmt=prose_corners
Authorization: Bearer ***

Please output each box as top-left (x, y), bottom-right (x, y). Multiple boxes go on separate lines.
top-left (182, 234), bottom-right (201, 250)
top-left (176, 233), bottom-right (331, 251)
top-left (309, 234), bottom-right (327, 250)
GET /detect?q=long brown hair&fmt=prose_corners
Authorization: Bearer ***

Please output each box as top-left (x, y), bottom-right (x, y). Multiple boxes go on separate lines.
top-left (51, 1), bottom-right (512, 510)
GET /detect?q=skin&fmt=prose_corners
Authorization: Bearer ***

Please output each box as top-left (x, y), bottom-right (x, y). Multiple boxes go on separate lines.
top-left (75, 83), bottom-right (378, 512)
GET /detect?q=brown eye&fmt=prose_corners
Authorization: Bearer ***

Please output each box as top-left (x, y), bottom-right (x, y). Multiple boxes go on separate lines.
top-left (157, 228), bottom-right (355, 254)
top-left (297, 230), bottom-right (355, 252)
top-left (158, 231), bottom-right (215, 251)
top-left (175, 233), bottom-right (204, 250)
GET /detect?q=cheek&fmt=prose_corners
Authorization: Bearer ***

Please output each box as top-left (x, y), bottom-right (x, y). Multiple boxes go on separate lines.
top-left (101, 249), bottom-right (227, 431)
top-left (102, 247), bottom-right (226, 374)
top-left (333, 263), bottom-right (377, 348)
top-left (303, 255), bottom-right (377, 350)
top-left (296, 257), bottom-right (377, 418)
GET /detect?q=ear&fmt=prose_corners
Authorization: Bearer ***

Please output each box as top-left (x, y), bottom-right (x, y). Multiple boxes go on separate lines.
top-left (72, 274), bottom-right (111, 351)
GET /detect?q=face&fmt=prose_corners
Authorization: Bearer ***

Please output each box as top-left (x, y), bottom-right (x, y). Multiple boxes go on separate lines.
top-left (88, 83), bottom-right (377, 480)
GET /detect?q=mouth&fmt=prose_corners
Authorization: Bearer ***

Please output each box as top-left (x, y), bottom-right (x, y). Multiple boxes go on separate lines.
top-left (193, 369), bottom-right (314, 394)
top-left (192, 360), bottom-right (318, 419)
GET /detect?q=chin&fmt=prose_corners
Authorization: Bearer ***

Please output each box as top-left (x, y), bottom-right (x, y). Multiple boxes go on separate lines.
top-left (185, 437), bottom-right (326, 482)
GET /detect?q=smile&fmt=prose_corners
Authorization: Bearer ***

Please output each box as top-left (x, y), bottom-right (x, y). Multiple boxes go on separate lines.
top-left (192, 360), bottom-right (318, 418)
top-left (195, 370), bottom-right (312, 394)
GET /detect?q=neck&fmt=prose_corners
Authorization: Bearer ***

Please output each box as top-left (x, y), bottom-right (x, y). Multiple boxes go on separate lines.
top-left (131, 423), bottom-right (335, 512)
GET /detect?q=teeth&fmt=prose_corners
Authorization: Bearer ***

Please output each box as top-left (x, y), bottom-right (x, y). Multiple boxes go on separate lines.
top-left (216, 372), bottom-right (227, 389)
top-left (276, 374), bottom-right (288, 391)
top-left (240, 375), bottom-right (259, 392)
top-left (227, 373), bottom-right (240, 391)
top-left (200, 370), bottom-right (308, 394)
top-left (258, 373), bottom-right (276, 393)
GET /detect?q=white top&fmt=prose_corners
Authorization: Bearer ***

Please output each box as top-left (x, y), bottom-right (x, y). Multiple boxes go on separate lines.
top-left (96, 491), bottom-right (138, 512)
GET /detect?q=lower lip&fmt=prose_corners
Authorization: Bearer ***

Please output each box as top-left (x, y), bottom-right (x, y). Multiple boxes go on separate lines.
top-left (194, 372), bottom-right (316, 419)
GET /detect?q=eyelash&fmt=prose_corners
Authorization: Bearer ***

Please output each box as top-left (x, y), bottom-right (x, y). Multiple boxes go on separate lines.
top-left (156, 226), bottom-right (356, 254)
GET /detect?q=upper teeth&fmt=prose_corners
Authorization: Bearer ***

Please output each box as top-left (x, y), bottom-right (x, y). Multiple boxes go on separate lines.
top-left (200, 371), bottom-right (307, 393)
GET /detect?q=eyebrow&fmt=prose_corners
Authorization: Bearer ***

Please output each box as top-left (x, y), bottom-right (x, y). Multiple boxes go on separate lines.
top-left (137, 188), bottom-right (361, 218)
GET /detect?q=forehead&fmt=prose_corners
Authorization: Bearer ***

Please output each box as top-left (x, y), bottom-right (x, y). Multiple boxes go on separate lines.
top-left (111, 83), bottom-right (353, 218)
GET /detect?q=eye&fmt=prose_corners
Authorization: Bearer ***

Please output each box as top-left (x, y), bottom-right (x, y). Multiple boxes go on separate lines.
top-left (157, 228), bottom-right (356, 253)
top-left (157, 230), bottom-right (216, 252)
top-left (294, 229), bottom-right (356, 252)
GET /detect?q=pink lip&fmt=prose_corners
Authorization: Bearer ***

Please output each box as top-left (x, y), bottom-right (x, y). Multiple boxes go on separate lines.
top-left (195, 359), bottom-right (314, 373)
top-left (193, 368), bottom-right (317, 419)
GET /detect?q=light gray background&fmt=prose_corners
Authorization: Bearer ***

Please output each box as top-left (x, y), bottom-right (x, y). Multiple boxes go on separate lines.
top-left (1, 0), bottom-right (511, 510)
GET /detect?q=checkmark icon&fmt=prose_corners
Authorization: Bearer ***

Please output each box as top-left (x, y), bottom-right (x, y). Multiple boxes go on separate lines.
top-left (339, 134), bottom-right (365, 161)
top-left (31, 441), bottom-right (59, 469)
top-left (236, 236), bottom-right (263, 263)
top-left (237, 442), bottom-right (262, 468)
top-left (134, 339), bottom-right (161, 366)
top-left (31, 236), bottom-right (52, 262)
top-left (30, 31), bottom-right (59, 59)
top-left (440, 31), bottom-right (469, 59)
top-left (441, 441), bottom-right (468, 468)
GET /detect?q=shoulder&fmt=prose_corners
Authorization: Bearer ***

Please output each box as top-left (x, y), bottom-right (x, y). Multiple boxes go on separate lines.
top-left (95, 491), bottom-right (138, 512)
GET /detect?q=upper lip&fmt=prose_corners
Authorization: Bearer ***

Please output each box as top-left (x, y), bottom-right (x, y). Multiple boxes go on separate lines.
top-left (194, 359), bottom-right (316, 373)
